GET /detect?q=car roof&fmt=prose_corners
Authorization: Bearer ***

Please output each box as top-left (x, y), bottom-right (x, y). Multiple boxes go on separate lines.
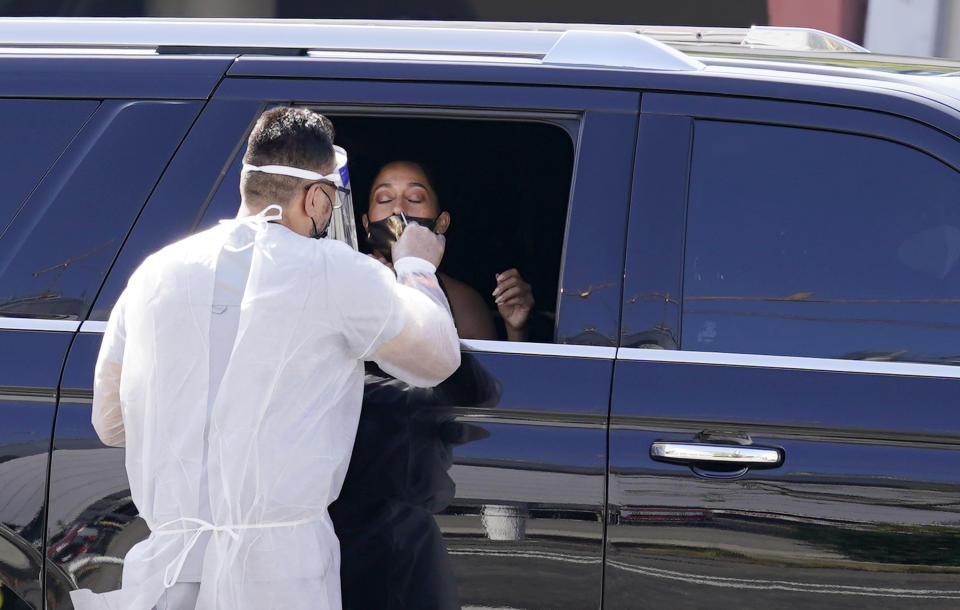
top-left (0, 17), bottom-right (875, 68)
top-left (5, 18), bottom-right (960, 109)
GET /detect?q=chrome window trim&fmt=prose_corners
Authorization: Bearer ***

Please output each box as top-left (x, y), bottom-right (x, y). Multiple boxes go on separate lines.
top-left (79, 320), bottom-right (108, 333)
top-left (0, 46), bottom-right (157, 55)
top-left (9, 317), bottom-right (952, 379)
top-left (305, 50), bottom-right (541, 64)
top-left (617, 347), bottom-right (960, 379)
top-left (0, 19), bottom-right (866, 58)
top-left (60, 327), bottom-right (619, 361)
top-left (460, 339), bottom-right (616, 359)
top-left (0, 317), bottom-right (80, 332)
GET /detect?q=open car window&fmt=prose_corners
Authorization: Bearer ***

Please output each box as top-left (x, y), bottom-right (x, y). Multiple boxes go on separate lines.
top-left (199, 113), bottom-right (575, 344)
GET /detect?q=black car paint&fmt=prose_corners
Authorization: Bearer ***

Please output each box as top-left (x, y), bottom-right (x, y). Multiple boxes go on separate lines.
top-left (611, 92), bottom-right (960, 607)
top-left (0, 46), bottom-right (957, 610)
top-left (606, 359), bottom-right (960, 608)
top-left (0, 331), bottom-right (68, 609)
top-left (16, 74), bottom-right (635, 609)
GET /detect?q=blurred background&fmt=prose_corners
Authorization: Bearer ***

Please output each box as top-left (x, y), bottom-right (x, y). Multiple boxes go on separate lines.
top-left (0, 0), bottom-right (955, 58)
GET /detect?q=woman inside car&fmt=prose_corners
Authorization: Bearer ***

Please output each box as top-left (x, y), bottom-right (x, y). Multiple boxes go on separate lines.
top-left (330, 160), bottom-right (531, 608)
top-left (362, 160), bottom-right (535, 341)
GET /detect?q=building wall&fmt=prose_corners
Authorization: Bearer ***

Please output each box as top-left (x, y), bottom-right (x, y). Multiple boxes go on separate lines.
top-left (0, 0), bottom-right (767, 26)
top-left (939, 0), bottom-right (960, 58)
top-left (863, 0), bottom-right (943, 56)
top-left (144, 0), bottom-right (276, 18)
top-left (8, 0), bottom-right (960, 61)
top-left (767, 0), bottom-right (868, 44)
top-left (862, 0), bottom-right (960, 59)
top-left (765, 0), bottom-right (960, 60)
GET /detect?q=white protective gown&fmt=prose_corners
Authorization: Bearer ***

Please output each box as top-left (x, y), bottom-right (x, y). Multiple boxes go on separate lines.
top-left (70, 208), bottom-right (460, 610)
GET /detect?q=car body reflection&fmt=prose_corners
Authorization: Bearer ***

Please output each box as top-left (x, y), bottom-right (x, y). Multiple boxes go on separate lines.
top-left (44, 345), bottom-right (611, 610)
top-left (331, 353), bottom-right (499, 609)
top-left (605, 469), bottom-right (960, 607)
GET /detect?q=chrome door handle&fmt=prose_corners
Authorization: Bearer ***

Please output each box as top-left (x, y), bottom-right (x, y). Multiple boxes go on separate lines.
top-left (650, 441), bottom-right (784, 468)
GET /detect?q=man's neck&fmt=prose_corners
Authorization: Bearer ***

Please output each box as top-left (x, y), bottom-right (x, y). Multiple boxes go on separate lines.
top-left (237, 203), bottom-right (292, 228)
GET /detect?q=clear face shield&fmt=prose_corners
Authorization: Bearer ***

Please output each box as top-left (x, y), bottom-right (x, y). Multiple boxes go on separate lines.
top-left (241, 145), bottom-right (359, 250)
top-left (321, 146), bottom-right (358, 250)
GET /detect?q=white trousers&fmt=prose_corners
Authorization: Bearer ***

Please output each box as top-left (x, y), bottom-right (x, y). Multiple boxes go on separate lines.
top-left (154, 583), bottom-right (200, 610)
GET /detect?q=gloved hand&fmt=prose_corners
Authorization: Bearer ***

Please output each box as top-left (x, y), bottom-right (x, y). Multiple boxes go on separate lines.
top-left (374, 221), bottom-right (459, 387)
top-left (391, 222), bottom-right (445, 269)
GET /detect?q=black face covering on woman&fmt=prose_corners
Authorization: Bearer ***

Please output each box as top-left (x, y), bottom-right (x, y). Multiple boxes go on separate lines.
top-left (365, 214), bottom-right (437, 259)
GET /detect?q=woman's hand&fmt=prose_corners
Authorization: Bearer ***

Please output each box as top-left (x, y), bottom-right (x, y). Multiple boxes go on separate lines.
top-left (493, 268), bottom-right (534, 340)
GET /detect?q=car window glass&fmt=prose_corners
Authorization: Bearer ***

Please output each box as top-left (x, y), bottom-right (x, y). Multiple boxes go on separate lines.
top-left (0, 100), bottom-right (199, 321)
top-left (683, 120), bottom-right (960, 365)
top-left (0, 99), bottom-right (97, 236)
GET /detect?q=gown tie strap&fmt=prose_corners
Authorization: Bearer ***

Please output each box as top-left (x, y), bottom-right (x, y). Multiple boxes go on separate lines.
top-left (153, 515), bottom-right (321, 588)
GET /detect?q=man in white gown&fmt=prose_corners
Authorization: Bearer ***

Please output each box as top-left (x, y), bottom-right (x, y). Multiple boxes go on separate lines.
top-left (69, 107), bottom-right (460, 610)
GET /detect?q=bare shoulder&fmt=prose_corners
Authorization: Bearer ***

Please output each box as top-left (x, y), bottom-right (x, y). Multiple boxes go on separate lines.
top-left (439, 272), bottom-right (497, 340)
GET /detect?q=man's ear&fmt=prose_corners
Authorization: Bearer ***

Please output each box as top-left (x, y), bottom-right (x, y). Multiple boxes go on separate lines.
top-left (302, 184), bottom-right (318, 215)
top-left (435, 210), bottom-right (451, 235)
top-left (361, 213), bottom-right (369, 231)
top-left (308, 184), bottom-right (332, 216)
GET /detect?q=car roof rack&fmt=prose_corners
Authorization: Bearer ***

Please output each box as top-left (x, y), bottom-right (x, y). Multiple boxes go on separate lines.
top-left (0, 18), bottom-right (867, 70)
top-left (638, 25), bottom-right (868, 53)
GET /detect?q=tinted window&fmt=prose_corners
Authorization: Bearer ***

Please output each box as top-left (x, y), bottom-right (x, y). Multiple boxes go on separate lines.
top-left (0, 99), bottom-right (97, 233)
top-left (0, 100), bottom-right (200, 320)
top-left (683, 120), bottom-right (960, 365)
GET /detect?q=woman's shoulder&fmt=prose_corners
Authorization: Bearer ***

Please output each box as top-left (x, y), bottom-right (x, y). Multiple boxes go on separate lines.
top-left (438, 272), bottom-right (497, 340)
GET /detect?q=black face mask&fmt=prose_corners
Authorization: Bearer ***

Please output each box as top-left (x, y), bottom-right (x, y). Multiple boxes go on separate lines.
top-left (365, 214), bottom-right (437, 259)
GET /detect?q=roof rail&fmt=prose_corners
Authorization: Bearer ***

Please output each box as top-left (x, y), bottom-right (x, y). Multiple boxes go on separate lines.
top-left (544, 30), bottom-right (703, 71)
top-left (637, 25), bottom-right (868, 53)
top-left (745, 26), bottom-right (868, 52)
top-left (0, 18), bottom-right (707, 71)
top-left (0, 18), bottom-right (862, 66)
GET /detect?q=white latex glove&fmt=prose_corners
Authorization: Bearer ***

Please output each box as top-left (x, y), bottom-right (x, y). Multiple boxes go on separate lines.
top-left (372, 222), bottom-right (459, 387)
top-left (391, 221), bottom-right (445, 269)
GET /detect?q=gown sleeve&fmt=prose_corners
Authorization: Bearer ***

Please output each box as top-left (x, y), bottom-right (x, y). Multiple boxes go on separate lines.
top-left (92, 289), bottom-right (128, 447)
top-left (333, 253), bottom-right (460, 388)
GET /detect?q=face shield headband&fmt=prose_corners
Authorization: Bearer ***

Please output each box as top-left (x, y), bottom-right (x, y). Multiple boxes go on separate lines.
top-left (242, 145), bottom-right (358, 250)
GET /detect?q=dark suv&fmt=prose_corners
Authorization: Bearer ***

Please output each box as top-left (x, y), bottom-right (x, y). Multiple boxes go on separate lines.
top-left (0, 18), bottom-right (958, 610)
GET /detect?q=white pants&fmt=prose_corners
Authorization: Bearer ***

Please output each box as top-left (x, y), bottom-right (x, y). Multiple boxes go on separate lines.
top-left (154, 583), bottom-right (200, 610)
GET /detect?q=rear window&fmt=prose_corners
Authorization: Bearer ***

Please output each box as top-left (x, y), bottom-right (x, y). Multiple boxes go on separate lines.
top-left (0, 99), bottom-right (97, 234)
top-left (682, 120), bottom-right (960, 365)
top-left (0, 100), bottom-right (199, 320)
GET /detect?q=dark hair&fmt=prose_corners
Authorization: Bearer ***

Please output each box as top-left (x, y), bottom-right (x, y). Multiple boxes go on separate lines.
top-left (406, 160), bottom-right (441, 205)
top-left (241, 107), bottom-right (336, 207)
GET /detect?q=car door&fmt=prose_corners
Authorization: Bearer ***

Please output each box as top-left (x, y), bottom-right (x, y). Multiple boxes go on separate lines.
top-left (0, 88), bottom-right (204, 610)
top-left (0, 52), bottom-right (230, 610)
top-left (607, 94), bottom-right (960, 608)
top-left (54, 67), bottom-right (638, 609)
top-left (45, 96), bottom-right (258, 609)
top-left (0, 98), bottom-right (99, 610)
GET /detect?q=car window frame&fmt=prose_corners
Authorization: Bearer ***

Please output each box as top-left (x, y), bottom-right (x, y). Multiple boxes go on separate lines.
top-left (628, 91), bottom-right (960, 365)
top-left (88, 75), bottom-right (640, 353)
top-left (0, 99), bottom-right (203, 326)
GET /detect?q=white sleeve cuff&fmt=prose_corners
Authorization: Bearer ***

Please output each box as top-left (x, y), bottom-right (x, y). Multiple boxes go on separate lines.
top-left (393, 256), bottom-right (437, 275)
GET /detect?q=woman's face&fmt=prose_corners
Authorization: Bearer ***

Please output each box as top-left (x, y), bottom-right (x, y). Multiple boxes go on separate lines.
top-left (367, 162), bottom-right (439, 223)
